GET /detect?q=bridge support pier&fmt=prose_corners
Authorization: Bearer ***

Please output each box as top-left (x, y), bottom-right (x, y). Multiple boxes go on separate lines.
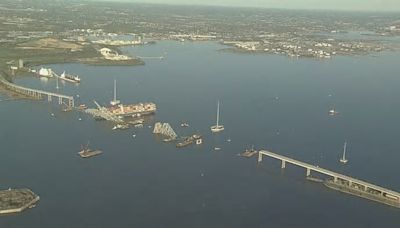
top-left (48, 95), bottom-right (52, 102)
top-left (58, 97), bottom-right (62, 105)
top-left (258, 153), bottom-right (263, 163)
top-left (281, 160), bottom-right (286, 169)
top-left (306, 168), bottom-right (311, 177)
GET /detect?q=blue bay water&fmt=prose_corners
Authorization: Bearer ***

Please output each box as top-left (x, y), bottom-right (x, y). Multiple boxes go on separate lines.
top-left (1, 41), bottom-right (400, 227)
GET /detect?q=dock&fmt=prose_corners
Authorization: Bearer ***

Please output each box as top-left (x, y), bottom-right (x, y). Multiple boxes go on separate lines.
top-left (258, 150), bottom-right (400, 208)
top-left (0, 75), bottom-right (74, 108)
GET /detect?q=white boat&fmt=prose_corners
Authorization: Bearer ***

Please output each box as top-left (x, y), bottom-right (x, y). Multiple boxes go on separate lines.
top-left (211, 100), bottom-right (224, 133)
top-left (38, 68), bottom-right (53, 77)
top-left (329, 109), bottom-right (339, 116)
top-left (110, 79), bottom-right (121, 106)
top-left (340, 142), bottom-right (348, 164)
top-left (196, 138), bottom-right (203, 145)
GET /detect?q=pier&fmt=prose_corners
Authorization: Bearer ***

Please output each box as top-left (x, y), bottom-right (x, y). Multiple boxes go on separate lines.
top-left (258, 150), bottom-right (400, 208)
top-left (0, 75), bottom-right (74, 108)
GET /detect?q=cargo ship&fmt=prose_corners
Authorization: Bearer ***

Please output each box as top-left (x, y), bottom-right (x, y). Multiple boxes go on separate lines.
top-left (60, 71), bottom-right (81, 83)
top-left (107, 80), bottom-right (156, 117)
top-left (107, 102), bottom-right (156, 117)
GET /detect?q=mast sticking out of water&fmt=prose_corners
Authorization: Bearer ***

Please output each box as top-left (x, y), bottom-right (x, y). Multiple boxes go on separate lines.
top-left (110, 79), bottom-right (120, 106)
top-left (340, 141), bottom-right (348, 164)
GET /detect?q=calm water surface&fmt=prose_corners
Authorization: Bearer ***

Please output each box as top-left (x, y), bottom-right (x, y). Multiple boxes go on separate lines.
top-left (1, 41), bottom-right (399, 227)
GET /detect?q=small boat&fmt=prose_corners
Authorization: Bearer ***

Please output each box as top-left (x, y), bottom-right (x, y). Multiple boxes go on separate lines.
top-left (329, 109), bottom-right (339, 116)
top-left (214, 147), bottom-right (221, 151)
top-left (339, 141), bottom-right (348, 164)
top-left (180, 122), bottom-right (190, 127)
top-left (196, 138), bottom-right (203, 145)
top-left (211, 101), bottom-right (224, 133)
top-left (78, 142), bottom-right (102, 158)
top-left (112, 124), bottom-right (129, 130)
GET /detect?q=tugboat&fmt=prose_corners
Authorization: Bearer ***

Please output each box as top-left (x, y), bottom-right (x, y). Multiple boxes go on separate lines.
top-left (78, 142), bottom-right (102, 158)
top-left (176, 134), bottom-right (202, 148)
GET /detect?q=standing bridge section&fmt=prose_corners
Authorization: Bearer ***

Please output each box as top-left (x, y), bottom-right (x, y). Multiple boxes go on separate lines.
top-left (0, 75), bottom-right (74, 108)
top-left (258, 150), bottom-right (400, 208)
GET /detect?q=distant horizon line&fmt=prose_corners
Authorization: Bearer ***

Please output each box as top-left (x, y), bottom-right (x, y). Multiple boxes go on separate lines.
top-left (89, 0), bottom-right (400, 13)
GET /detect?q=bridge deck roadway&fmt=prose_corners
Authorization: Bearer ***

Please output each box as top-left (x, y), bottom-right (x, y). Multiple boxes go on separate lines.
top-left (259, 150), bottom-right (400, 198)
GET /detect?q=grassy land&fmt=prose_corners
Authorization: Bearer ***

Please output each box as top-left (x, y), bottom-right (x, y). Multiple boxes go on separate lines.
top-left (0, 39), bottom-right (144, 72)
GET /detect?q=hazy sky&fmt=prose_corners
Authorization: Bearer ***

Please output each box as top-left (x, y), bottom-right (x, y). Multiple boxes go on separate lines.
top-left (106, 0), bottom-right (400, 11)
